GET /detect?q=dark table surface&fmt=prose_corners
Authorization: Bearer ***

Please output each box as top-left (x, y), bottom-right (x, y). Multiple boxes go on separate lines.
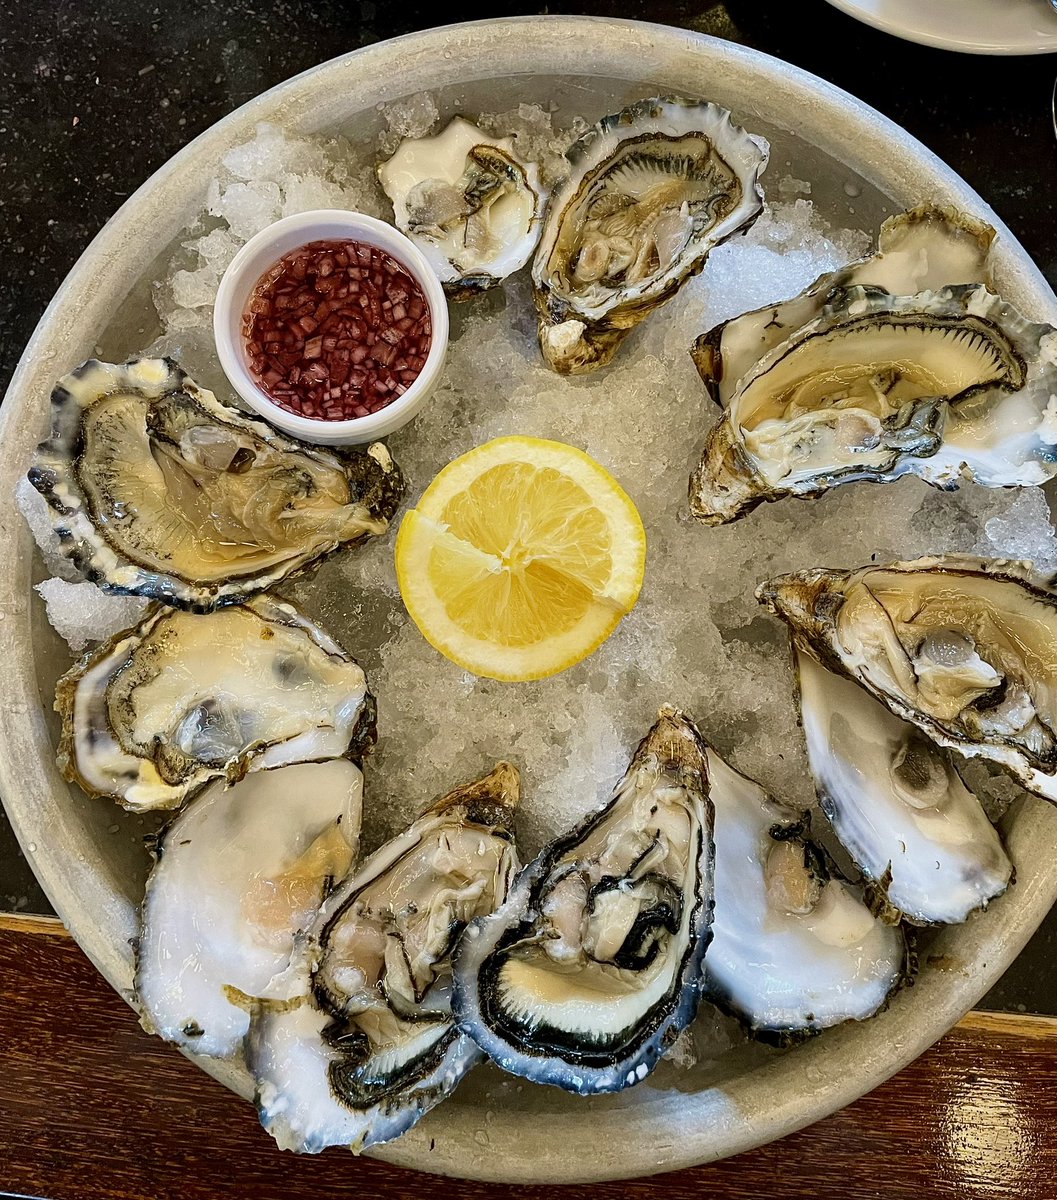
top-left (3, 0), bottom-right (1057, 1018)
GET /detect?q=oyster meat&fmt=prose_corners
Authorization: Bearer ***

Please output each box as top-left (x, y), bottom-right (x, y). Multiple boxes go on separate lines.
top-left (532, 97), bottom-right (768, 374)
top-left (57, 595), bottom-right (374, 812)
top-left (759, 557), bottom-right (1057, 804)
top-left (690, 283), bottom-right (1057, 525)
top-left (796, 649), bottom-right (1011, 924)
top-left (248, 763), bottom-right (520, 1153)
top-left (452, 708), bottom-right (714, 1094)
top-left (379, 117), bottom-right (546, 299)
top-left (135, 759), bottom-right (363, 1058)
top-left (28, 358), bottom-right (404, 611)
top-left (703, 747), bottom-right (907, 1038)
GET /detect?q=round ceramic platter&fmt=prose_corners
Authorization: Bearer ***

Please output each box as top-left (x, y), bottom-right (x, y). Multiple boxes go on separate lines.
top-left (3, 16), bottom-right (1057, 1185)
top-left (824, 0), bottom-right (1057, 54)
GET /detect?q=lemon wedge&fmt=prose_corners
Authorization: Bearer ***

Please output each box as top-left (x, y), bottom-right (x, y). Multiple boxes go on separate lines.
top-left (395, 437), bottom-right (646, 681)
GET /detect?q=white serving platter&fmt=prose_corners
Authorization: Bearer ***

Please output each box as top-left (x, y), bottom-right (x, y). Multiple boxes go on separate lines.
top-left (3, 16), bottom-right (1057, 1184)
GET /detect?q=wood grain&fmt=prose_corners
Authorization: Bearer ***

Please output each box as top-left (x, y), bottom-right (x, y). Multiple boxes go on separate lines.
top-left (2, 927), bottom-right (1057, 1199)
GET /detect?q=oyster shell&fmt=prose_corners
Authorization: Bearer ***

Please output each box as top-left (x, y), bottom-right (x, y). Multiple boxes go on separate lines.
top-left (248, 763), bottom-right (520, 1153)
top-left (796, 650), bottom-right (1011, 924)
top-left (379, 117), bottom-right (546, 299)
top-left (758, 556), bottom-right (1057, 804)
top-left (135, 759), bottom-right (363, 1058)
top-left (690, 284), bottom-right (1057, 525)
top-left (452, 707), bottom-right (714, 1094)
top-left (56, 595), bottom-right (374, 812)
top-left (532, 97), bottom-right (768, 374)
top-left (28, 358), bottom-right (404, 611)
top-left (692, 204), bottom-right (997, 410)
top-left (703, 747), bottom-right (907, 1038)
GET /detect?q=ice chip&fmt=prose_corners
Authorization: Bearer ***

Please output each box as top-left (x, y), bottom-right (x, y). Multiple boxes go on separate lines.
top-left (35, 579), bottom-right (149, 652)
top-left (15, 477), bottom-right (79, 581)
top-left (209, 179), bottom-right (282, 242)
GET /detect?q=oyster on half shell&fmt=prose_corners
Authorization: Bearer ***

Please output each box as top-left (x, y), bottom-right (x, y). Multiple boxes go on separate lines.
top-left (135, 759), bottom-right (363, 1059)
top-left (248, 763), bottom-right (520, 1154)
top-left (452, 707), bottom-right (714, 1094)
top-left (379, 117), bottom-right (547, 299)
top-left (690, 284), bottom-right (1057, 525)
top-left (56, 595), bottom-right (374, 812)
top-left (692, 204), bottom-right (998, 410)
top-left (703, 747), bottom-right (907, 1039)
top-left (759, 557), bottom-right (1057, 804)
top-left (796, 650), bottom-right (1011, 925)
top-left (532, 97), bottom-right (768, 374)
top-left (28, 358), bottom-right (404, 611)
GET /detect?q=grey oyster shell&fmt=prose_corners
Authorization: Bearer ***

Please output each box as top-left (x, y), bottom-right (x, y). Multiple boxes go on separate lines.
top-left (135, 759), bottom-right (363, 1058)
top-left (758, 556), bottom-right (1057, 805)
top-left (56, 594), bottom-right (375, 812)
top-left (452, 707), bottom-right (714, 1094)
top-left (797, 650), bottom-right (1011, 925)
top-left (248, 763), bottom-right (520, 1154)
top-left (703, 747), bottom-right (908, 1039)
top-left (690, 283), bottom-right (1057, 525)
top-left (532, 97), bottom-right (768, 374)
top-left (28, 357), bottom-right (404, 611)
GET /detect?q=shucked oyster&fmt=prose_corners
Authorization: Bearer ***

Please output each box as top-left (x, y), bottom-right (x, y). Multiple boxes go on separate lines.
top-left (692, 204), bottom-right (997, 410)
top-left (136, 759), bottom-right (363, 1058)
top-left (532, 97), bottom-right (768, 374)
top-left (452, 708), bottom-right (714, 1094)
top-left (28, 358), bottom-right (404, 611)
top-left (248, 763), bottom-right (520, 1153)
top-left (690, 283), bottom-right (1057, 525)
top-left (796, 650), bottom-right (1011, 925)
top-left (703, 747), bottom-right (907, 1039)
top-left (759, 557), bottom-right (1057, 804)
top-left (57, 595), bottom-right (374, 811)
top-left (379, 117), bottom-right (546, 299)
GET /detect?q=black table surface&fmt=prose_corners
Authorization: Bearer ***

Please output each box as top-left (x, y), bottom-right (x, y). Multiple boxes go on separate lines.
top-left (2, 0), bottom-right (1057, 1013)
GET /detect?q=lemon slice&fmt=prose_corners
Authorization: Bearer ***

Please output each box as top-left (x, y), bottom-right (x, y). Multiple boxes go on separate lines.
top-left (395, 437), bottom-right (646, 681)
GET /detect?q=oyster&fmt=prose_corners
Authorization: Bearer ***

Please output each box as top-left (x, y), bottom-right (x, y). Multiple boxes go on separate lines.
top-left (690, 283), bottom-right (1057, 525)
top-left (452, 708), bottom-right (714, 1094)
top-left (248, 763), bottom-right (520, 1153)
top-left (759, 557), bottom-right (1057, 803)
top-left (379, 117), bottom-right (546, 299)
top-left (532, 97), bottom-right (768, 374)
top-left (692, 204), bottom-right (997, 409)
top-left (135, 759), bottom-right (363, 1058)
top-left (28, 358), bottom-right (404, 611)
top-left (796, 650), bottom-right (1011, 924)
top-left (703, 747), bottom-right (907, 1038)
top-left (56, 595), bottom-right (374, 812)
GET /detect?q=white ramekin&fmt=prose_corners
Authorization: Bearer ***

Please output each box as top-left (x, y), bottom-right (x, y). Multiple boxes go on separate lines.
top-left (213, 209), bottom-right (449, 445)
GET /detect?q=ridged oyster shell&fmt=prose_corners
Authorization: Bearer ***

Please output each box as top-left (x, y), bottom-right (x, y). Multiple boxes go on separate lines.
top-left (28, 357), bottom-right (404, 611)
top-left (690, 282), bottom-right (1057, 524)
top-left (759, 556), bottom-right (1057, 804)
top-left (532, 97), bottom-right (768, 374)
top-left (452, 708), bottom-right (714, 1094)
top-left (379, 117), bottom-right (547, 299)
top-left (56, 595), bottom-right (375, 812)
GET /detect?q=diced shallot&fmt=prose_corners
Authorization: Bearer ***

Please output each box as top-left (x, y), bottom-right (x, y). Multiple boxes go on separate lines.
top-left (241, 237), bottom-right (433, 421)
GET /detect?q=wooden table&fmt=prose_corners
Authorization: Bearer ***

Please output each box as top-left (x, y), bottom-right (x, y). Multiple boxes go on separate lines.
top-left (3, 914), bottom-right (1055, 1200)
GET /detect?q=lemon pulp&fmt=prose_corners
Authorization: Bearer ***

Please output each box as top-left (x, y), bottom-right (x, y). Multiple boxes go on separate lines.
top-left (395, 437), bottom-right (646, 681)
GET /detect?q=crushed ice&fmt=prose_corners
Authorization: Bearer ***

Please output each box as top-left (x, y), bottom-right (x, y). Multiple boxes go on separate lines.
top-left (20, 110), bottom-right (1057, 862)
